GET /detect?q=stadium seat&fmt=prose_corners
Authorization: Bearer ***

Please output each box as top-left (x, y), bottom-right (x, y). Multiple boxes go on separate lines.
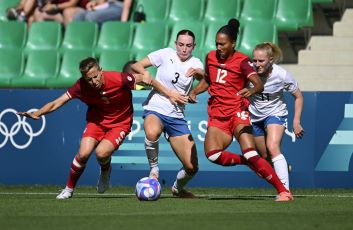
top-left (203, 0), bottom-right (241, 24)
top-left (132, 22), bottom-right (168, 52)
top-left (99, 50), bottom-right (132, 72)
top-left (11, 50), bottom-right (59, 88)
top-left (0, 49), bottom-right (24, 88)
top-left (240, 0), bottom-right (277, 24)
top-left (24, 21), bottom-right (62, 55)
top-left (0, 21), bottom-right (26, 49)
top-left (168, 21), bottom-right (205, 49)
top-left (60, 22), bottom-right (98, 53)
top-left (95, 21), bottom-right (133, 55)
top-left (0, 0), bottom-right (20, 21)
top-left (132, 0), bottom-right (170, 22)
top-left (168, 0), bottom-right (204, 24)
top-left (237, 20), bottom-right (278, 57)
top-left (275, 0), bottom-right (314, 31)
top-left (46, 50), bottom-right (93, 88)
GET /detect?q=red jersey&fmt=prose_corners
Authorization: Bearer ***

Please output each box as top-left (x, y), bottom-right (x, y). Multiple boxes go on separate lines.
top-left (66, 71), bottom-right (136, 128)
top-left (205, 50), bottom-right (256, 117)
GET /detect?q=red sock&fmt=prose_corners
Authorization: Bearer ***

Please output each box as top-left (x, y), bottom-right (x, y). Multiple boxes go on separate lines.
top-left (206, 150), bottom-right (247, 166)
top-left (243, 148), bottom-right (288, 194)
top-left (66, 155), bottom-right (86, 189)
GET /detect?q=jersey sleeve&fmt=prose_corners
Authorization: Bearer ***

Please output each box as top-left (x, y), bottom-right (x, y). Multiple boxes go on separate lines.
top-left (283, 71), bottom-right (299, 93)
top-left (240, 58), bottom-right (257, 79)
top-left (121, 72), bottom-right (137, 90)
top-left (66, 79), bottom-right (81, 99)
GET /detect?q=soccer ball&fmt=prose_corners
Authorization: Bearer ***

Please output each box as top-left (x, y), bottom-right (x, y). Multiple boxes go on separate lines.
top-left (135, 177), bottom-right (161, 201)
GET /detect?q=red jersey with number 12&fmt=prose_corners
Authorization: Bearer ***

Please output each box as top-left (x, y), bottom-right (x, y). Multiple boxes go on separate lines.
top-left (205, 50), bottom-right (256, 117)
top-left (66, 71), bottom-right (136, 128)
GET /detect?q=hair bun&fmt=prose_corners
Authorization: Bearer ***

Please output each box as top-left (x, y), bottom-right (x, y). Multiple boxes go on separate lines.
top-left (228, 18), bottom-right (240, 30)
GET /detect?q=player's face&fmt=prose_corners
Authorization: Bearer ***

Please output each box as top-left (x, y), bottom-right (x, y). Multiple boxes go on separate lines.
top-left (84, 66), bottom-right (103, 89)
top-left (175, 34), bottom-right (195, 62)
top-left (215, 33), bottom-right (235, 59)
top-left (253, 49), bottom-right (273, 76)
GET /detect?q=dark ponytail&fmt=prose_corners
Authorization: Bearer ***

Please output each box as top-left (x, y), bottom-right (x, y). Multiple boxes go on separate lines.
top-left (217, 18), bottom-right (240, 42)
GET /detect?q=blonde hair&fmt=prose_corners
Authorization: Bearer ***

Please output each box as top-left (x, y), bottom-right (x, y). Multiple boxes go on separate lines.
top-left (253, 42), bottom-right (283, 64)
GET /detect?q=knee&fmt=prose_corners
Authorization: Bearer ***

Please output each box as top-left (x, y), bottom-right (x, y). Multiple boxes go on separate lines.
top-left (95, 146), bottom-right (111, 161)
top-left (266, 142), bottom-right (280, 155)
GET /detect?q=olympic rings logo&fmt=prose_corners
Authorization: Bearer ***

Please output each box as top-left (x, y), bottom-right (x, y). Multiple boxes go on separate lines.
top-left (0, 108), bottom-right (46, 149)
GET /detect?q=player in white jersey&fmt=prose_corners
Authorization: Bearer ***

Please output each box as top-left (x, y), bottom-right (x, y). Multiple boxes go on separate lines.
top-left (248, 42), bottom-right (304, 190)
top-left (131, 30), bottom-right (204, 198)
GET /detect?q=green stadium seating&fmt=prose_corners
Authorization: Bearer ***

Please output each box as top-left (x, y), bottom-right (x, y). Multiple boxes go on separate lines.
top-left (0, 21), bottom-right (26, 49)
top-left (311, 0), bottom-right (333, 3)
top-left (11, 50), bottom-right (59, 88)
top-left (275, 0), bottom-right (314, 31)
top-left (99, 50), bottom-right (132, 72)
top-left (240, 0), bottom-right (277, 24)
top-left (133, 0), bottom-right (170, 22)
top-left (46, 50), bottom-right (93, 88)
top-left (203, 0), bottom-right (241, 24)
top-left (95, 21), bottom-right (133, 55)
top-left (168, 21), bottom-right (205, 49)
top-left (0, 49), bottom-right (24, 88)
top-left (168, 0), bottom-right (204, 24)
top-left (132, 22), bottom-right (168, 52)
top-left (0, 0), bottom-right (20, 21)
top-left (203, 21), bottom-right (225, 53)
top-left (60, 22), bottom-right (98, 53)
top-left (24, 21), bottom-right (62, 55)
top-left (237, 20), bottom-right (278, 57)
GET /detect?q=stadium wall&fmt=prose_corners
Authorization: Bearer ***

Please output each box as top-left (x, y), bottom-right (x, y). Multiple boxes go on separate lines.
top-left (1, 90), bottom-right (353, 188)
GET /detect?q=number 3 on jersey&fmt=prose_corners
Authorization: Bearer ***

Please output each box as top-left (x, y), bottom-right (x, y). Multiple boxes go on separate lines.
top-left (216, 69), bottom-right (227, 83)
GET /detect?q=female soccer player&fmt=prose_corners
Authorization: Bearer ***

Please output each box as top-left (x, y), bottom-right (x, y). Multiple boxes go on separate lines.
top-left (131, 30), bottom-right (204, 198)
top-left (249, 42), bottom-right (304, 190)
top-left (189, 19), bottom-right (293, 201)
top-left (18, 57), bottom-right (152, 199)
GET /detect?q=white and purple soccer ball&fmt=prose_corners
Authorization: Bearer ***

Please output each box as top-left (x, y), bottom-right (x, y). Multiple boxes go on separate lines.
top-left (135, 177), bottom-right (161, 201)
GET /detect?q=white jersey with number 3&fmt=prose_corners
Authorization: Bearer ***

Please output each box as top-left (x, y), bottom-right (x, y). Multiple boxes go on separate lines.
top-left (248, 64), bottom-right (298, 123)
top-left (143, 48), bottom-right (203, 118)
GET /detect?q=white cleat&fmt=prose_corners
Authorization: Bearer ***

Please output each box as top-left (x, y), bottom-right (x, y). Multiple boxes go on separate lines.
top-left (56, 187), bottom-right (73, 200)
top-left (97, 166), bottom-right (111, 193)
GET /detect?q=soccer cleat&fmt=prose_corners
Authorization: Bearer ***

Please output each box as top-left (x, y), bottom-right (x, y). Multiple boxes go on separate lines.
top-left (97, 166), bottom-right (111, 193)
top-left (275, 191), bottom-right (294, 202)
top-left (171, 186), bottom-right (196, 199)
top-left (56, 187), bottom-right (73, 200)
top-left (149, 168), bottom-right (159, 179)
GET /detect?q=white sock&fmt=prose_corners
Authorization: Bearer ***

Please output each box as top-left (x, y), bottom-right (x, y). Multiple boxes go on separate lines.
top-left (173, 168), bottom-right (193, 192)
top-left (145, 138), bottom-right (159, 169)
top-left (272, 154), bottom-right (289, 190)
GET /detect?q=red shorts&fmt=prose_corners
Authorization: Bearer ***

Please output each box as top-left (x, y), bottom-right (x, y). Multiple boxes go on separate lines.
top-left (208, 109), bottom-right (251, 137)
top-left (82, 122), bottom-right (131, 150)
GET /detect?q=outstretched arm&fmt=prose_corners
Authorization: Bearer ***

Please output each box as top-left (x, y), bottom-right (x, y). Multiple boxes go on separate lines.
top-left (292, 88), bottom-right (304, 139)
top-left (17, 93), bottom-right (71, 120)
top-left (238, 74), bottom-right (264, 98)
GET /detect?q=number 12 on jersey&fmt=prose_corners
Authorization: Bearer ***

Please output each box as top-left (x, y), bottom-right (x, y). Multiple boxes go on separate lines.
top-left (216, 69), bottom-right (227, 83)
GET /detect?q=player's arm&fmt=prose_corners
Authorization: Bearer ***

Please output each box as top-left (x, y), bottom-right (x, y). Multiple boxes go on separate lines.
top-left (17, 93), bottom-right (71, 120)
top-left (238, 74), bottom-right (264, 98)
top-left (188, 77), bottom-right (209, 103)
top-left (292, 88), bottom-right (304, 138)
top-left (121, 0), bottom-right (133, 22)
top-left (185, 68), bottom-right (204, 81)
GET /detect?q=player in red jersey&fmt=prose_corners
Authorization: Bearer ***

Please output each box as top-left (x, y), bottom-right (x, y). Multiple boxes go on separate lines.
top-left (18, 57), bottom-right (152, 199)
top-left (189, 19), bottom-right (293, 201)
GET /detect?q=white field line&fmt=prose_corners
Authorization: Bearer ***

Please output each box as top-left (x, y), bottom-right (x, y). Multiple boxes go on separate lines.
top-left (1, 192), bottom-right (353, 198)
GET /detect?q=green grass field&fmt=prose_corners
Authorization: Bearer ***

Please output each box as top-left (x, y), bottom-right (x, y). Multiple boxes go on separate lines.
top-left (1, 186), bottom-right (353, 230)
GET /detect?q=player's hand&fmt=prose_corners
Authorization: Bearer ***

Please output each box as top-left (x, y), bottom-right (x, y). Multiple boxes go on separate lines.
top-left (185, 68), bottom-right (197, 78)
top-left (86, 1), bottom-right (98, 10)
top-left (142, 72), bottom-right (153, 86)
top-left (17, 111), bottom-right (41, 120)
top-left (293, 123), bottom-right (304, 139)
top-left (188, 91), bottom-right (198, 103)
top-left (168, 90), bottom-right (188, 106)
top-left (237, 88), bottom-right (252, 98)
